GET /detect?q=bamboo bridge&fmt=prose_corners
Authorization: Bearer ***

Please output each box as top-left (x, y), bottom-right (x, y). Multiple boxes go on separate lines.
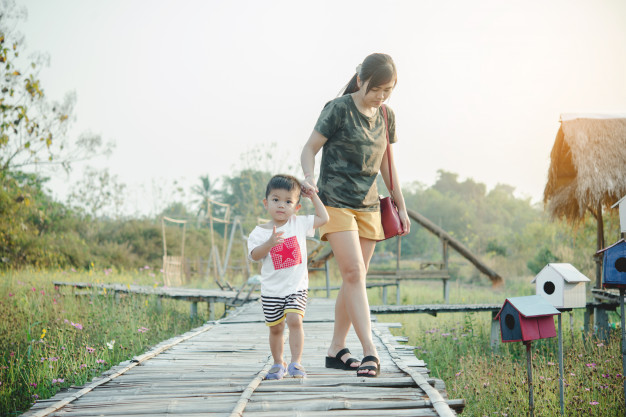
top-left (23, 298), bottom-right (465, 416)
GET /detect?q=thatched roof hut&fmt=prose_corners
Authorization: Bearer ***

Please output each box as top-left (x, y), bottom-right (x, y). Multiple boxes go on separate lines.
top-left (544, 113), bottom-right (626, 287)
top-left (544, 114), bottom-right (626, 222)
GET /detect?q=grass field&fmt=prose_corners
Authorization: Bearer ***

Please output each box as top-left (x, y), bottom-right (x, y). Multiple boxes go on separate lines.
top-left (1, 268), bottom-right (624, 416)
top-left (0, 268), bottom-right (211, 416)
top-left (369, 277), bottom-right (625, 416)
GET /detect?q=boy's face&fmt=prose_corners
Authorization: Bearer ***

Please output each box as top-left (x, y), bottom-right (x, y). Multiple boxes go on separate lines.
top-left (263, 188), bottom-right (301, 224)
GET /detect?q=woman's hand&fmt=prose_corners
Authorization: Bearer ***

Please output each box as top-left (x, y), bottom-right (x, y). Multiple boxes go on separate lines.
top-left (301, 175), bottom-right (318, 194)
top-left (398, 209), bottom-right (411, 236)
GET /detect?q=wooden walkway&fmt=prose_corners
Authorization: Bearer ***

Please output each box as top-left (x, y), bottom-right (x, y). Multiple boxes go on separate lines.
top-left (24, 298), bottom-right (464, 416)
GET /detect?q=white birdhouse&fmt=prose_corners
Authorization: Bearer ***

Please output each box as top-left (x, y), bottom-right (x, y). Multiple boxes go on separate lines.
top-left (531, 263), bottom-right (590, 308)
top-left (612, 196), bottom-right (626, 234)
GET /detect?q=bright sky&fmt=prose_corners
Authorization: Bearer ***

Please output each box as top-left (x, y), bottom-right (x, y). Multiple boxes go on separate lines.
top-left (17, 0), bottom-right (626, 216)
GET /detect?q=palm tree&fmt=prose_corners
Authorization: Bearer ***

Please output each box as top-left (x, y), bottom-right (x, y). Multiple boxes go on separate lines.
top-left (191, 175), bottom-right (213, 219)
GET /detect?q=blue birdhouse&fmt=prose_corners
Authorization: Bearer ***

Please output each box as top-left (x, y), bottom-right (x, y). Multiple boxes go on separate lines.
top-left (495, 295), bottom-right (560, 343)
top-left (597, 239), bottom-right (626, 288)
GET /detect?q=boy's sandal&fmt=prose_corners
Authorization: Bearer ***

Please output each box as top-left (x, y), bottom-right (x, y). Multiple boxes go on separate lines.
top-left (325, 348), bottom-right (360, 370)
top-left (265, 363), bottom-right (286, 380)
top-left (357, 355), bottom-right (380, 378)
top-left (288, 362), bottom-right (307, 378)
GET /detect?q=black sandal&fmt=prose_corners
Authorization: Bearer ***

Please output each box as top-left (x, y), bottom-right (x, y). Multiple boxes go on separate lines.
top-left (325, 348), bottom-right (360, 370)
top-left (357, 355), bottom-right (380, 377)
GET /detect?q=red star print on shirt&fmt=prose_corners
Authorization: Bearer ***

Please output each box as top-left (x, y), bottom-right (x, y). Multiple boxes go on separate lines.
top-left (270, 236), bottom-right (302, 270)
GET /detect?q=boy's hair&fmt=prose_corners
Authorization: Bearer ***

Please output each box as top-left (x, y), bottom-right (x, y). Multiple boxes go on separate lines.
top-left (265, 174), bottom-right (302, 203)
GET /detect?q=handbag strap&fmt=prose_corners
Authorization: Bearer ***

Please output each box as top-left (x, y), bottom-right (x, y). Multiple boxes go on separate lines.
top-left (381, 104), bottom-right (394, 192)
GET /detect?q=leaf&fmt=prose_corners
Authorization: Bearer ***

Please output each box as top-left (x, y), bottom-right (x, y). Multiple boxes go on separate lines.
top-left (12, 70), bottom-right (20, 76)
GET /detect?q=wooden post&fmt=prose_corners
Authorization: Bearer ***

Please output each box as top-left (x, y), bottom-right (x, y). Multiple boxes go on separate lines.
top-left (619, 288), bottom-right (626, 415)
top-left (490, 311), bottom-right (500, 352)
top-left (595, 307), bottom-right (609, 341)
top-left (570, 312), bottom-right (575, 346)
top-left (325, 259), bottom-right (330, 299)
top-left (190, 301), bottom-right (198, 319)
top-left (442, 239), bottom-right (450, 304)
top-left (396, 237), bottom-right (401, 271)
top-left (382, 285), bottom-right (388, 305)
top-left (396, 279), bottom-right (401, 305)
top-left (525, 341), bottom-right (534, 417)
top-left (595, 202), bottom-right (604, 289)
top-left (557, 314), bottom-right (565, 416)
top-left (208, 300), bottom-right (216, 321)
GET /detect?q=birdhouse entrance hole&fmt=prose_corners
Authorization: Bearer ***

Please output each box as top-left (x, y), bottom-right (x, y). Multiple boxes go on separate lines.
top-left (616, 257), bottom-right (626, 273)
top-left (505, 314), bottom-right (516, 330)
top-left (543, 281), bottom-right (556, 295)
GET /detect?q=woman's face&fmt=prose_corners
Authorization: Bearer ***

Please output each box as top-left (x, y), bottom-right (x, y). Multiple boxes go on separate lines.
top-left (358, 78), bottom-right (395, 108)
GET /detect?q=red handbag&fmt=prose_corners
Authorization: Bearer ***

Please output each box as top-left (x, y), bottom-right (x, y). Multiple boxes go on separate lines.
top-left (379, 105), bottom-right (404, 241)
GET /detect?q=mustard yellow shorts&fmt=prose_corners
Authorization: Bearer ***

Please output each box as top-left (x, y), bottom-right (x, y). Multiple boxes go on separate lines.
top-left (319, 206), bottom-right (384, 241)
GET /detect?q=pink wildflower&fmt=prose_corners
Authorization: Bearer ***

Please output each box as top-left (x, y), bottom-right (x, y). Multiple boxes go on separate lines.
top-left (590, 401), bottom-right (599, 405)
top-left (86, 347), bottom-right (95, 354)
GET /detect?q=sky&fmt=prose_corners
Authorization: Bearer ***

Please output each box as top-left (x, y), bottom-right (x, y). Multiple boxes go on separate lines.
top-left (14, 0), bottom-right (626, 216)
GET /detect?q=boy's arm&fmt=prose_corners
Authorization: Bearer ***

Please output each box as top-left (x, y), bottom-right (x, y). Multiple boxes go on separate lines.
top-left (250, 226), bottom-right (284, 261)
top-left (306, 190), bottom-right (329, 229)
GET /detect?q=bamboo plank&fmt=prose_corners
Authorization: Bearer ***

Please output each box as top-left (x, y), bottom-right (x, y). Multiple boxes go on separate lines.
top-left (22, 298), bottom-right (464, 417)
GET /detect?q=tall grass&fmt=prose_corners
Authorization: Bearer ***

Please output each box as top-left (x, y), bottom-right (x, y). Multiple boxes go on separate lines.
top-left (0, 269), bottom-right (214, 416)
top-left (3, 267), bottom-right (624, 416)
top-left (372, 277), bottom-right (625, 416)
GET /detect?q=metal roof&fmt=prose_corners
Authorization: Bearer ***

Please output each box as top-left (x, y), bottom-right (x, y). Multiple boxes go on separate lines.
top-left (496, 295), bottom-right (560, 319)
top-left (531, 263), bottom-right (591, 284)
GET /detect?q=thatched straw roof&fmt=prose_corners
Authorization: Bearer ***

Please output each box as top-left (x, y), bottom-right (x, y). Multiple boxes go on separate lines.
top-left (544, 114), bottom-right (626, 223)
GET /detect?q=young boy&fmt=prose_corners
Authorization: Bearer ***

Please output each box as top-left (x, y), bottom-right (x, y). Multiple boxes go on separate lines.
top-left (247, 174), bottom-right (329, 380)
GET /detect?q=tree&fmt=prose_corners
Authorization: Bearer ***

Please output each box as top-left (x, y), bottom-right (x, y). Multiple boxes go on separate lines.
top-left (191, 174), bottom-right (214, 218)
top-left (67, 167), bottom-right (127, 219)
top-left (0, 1), bottom-right (113, 178)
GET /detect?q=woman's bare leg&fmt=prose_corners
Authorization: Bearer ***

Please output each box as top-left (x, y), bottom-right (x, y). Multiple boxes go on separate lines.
top-left (326, 231), bottom-right (378, 375)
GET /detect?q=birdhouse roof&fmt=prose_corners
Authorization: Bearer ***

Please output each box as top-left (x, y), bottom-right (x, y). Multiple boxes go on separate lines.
top-left (495, 295), bottom-right (560, 320)
top-left (531, 263), bottom-right (591, 284)
top-left (596, 238), bottom-right (626, 255)
top-left (612, 195), bottom-right (626, 209)
top-left (543, 115), bottom-right (626, 223)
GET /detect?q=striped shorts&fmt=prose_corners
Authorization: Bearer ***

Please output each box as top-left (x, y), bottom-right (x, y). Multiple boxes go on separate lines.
top-left (261, 289), bottom-right (308, 327)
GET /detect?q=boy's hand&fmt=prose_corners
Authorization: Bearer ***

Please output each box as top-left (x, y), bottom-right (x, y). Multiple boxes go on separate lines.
top-left (267, 226), bottom-right (285, 247)
top-left (302, 176), bottom-right (318, 194)
top-left (301, 186), bottom-right (317, 200)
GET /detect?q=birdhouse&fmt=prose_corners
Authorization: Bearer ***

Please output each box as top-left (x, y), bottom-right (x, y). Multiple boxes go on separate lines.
top-left (494, 295), bottom-right (560, 343)
top-left (597, 239), bottom-right (626, 288)
top-left (612, 196), bottom-right (626, 235)
top-left (531, 263), bottom-right (590, 308)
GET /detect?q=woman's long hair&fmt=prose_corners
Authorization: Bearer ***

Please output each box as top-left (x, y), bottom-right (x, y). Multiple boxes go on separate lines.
top-left (342, 53), bottom-right (397, 96)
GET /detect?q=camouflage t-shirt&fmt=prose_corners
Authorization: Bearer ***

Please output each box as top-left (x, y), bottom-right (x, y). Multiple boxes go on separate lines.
top-left (314, 94), bottom-right (397, 211)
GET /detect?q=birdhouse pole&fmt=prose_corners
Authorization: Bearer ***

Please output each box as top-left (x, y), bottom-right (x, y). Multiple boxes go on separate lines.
top-left (619, 288), bottom-right (626, 406)
top-left (524, 340), bottom-right (535, 417)
top-left (557, 313), bottom-right (565, 415)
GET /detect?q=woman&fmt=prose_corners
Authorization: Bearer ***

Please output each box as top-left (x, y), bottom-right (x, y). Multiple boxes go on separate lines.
top-left (301, 53), bottom-right (410, 377)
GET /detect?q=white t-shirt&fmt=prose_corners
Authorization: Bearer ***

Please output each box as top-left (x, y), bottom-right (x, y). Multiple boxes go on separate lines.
top-left (247, 215), bottom-right (315, 297)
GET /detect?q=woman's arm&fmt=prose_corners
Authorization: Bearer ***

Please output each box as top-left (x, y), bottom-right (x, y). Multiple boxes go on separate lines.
top-left (300, 130), bottom-right (328, 193)
top-left (379, 144), bottom-right (411, 236)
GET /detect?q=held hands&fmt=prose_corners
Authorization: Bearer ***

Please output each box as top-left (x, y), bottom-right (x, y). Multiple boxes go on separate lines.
top-left (301, 174), bottom-right (318, 194)
top-left (267, 226), bottom-right (285, 247)
top-left (300, 185), bottom-right (318, 200)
